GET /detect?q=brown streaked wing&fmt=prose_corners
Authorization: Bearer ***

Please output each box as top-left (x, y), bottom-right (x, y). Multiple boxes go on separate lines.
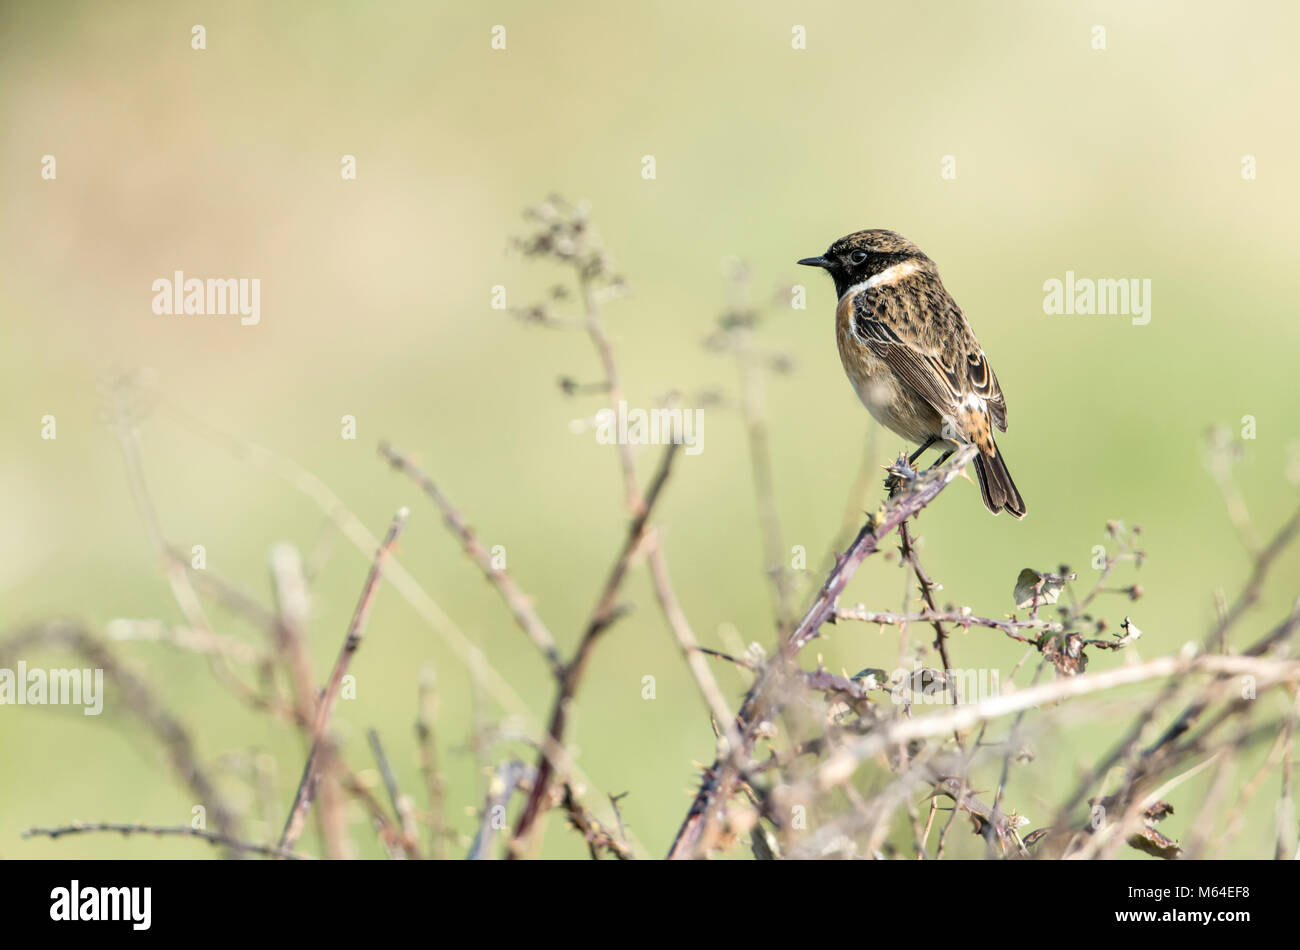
top-left (854, 294), bottom-right (1009, 432)
top-left (853, 306), bottom-right (962, 418)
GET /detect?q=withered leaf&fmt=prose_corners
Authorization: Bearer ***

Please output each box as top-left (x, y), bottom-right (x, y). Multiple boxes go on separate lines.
top-left (1128, 825), bottom-right (1182, 859)
top-left (1042, 631), bottom-right (1088, 676)
top-left (1014, 568), bottom-right (1065, 610)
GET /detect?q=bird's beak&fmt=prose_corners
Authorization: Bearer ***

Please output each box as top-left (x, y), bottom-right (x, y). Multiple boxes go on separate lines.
top-left (797, 256), bottom-right (830, 268)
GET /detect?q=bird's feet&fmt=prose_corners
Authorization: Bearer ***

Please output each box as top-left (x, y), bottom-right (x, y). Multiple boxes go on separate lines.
top-left (883, 453), bottom-right (919, 497)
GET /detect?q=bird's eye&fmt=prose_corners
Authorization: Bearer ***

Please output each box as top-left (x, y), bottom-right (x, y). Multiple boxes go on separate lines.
top-left (850, 250), bottom-right (868, 264)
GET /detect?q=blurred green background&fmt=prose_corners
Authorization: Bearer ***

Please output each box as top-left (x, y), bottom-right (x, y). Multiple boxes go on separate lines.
top-left (2, 1), bottom-right (1298, 859)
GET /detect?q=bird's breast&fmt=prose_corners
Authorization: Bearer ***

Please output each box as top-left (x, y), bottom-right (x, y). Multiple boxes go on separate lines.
top-left (834, 289), bottom-right (942, 444)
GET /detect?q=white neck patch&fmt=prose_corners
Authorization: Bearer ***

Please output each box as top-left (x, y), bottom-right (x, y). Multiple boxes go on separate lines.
top-left (843, 260), bottom-right (921, 298)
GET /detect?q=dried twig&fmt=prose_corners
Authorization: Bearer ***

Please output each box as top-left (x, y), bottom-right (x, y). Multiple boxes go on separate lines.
top-left (561, 784), bottom-right (634, 860)
top-left (833, 606), bottom-right (1056, 645)
top-left (668, 446), bottom-right (977, 858)
top-left (379, 441), bottom-right (564, 675)
top-left (645, 528), bottom-right (739, 746)
top-left (814, 654), bottom-right (1300, 791)
top-left (468, 761), bottom-right (533, 860)
top-left (367, 728), bottom-right (421, 858)
top-left (416, 668), bottom-right (448, 859)
top-left (510, 442), bottom-right (681, 855)
top-left (0, 621), bottom-right (241, 854)
top-left (23, 822), bottom-right (311, 860)
top-left (278, 507), bottom-right (409, 853)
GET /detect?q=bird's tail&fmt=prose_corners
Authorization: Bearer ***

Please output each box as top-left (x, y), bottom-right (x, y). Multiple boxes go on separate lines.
top-left (973, 440), bottom-right (1026, 519)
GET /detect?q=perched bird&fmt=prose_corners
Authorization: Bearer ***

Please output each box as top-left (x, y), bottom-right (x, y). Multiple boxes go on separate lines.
top-left (799, 230), bottom-right (1026, 517)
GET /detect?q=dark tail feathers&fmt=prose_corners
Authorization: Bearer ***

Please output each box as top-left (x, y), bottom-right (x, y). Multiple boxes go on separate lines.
top-left (973, 444), bottom-right (1026, 519)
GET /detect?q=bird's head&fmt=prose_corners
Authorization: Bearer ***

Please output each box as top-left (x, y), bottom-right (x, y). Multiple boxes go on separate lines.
top-left (798, 230), bottom-right (932, 298)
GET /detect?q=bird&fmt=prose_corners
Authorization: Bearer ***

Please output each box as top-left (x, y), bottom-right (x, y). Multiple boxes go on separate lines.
top-left (798, 230), bottom-right (1026, 518)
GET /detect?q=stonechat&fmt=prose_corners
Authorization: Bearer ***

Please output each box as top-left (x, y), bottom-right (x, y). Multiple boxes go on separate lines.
top-left (799, 230), bottom-right (1026, 518)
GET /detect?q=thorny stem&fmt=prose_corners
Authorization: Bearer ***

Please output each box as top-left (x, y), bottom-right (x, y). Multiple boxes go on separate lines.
top-left (668, 446), bottom-right (977, 858)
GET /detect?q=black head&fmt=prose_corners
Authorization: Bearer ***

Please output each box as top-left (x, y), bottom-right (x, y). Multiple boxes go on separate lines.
top-left (798, 230), bottom-right (932, 298)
